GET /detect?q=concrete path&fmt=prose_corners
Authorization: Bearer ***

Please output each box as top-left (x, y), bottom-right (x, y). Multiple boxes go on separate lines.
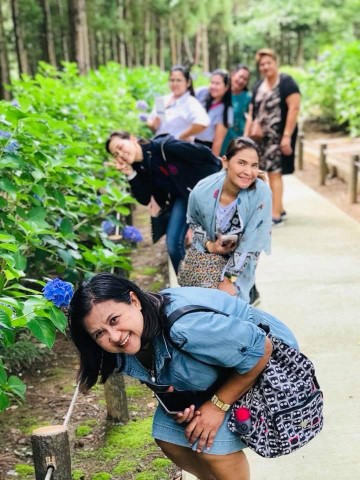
top-left (171, 174), bottom-right (360, 479)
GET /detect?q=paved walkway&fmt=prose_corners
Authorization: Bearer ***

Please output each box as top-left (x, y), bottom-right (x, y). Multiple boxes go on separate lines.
top-left (171, 174), bottom-right (360, 479)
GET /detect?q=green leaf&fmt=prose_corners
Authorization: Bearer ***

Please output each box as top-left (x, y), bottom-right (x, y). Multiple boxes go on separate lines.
top-left (28, 207), bottom-right (47, 222)
top-left (7, 376), bottom-right (26, 399)
top-left (0, 243), bottom-right (18, 253)
top-left (0, 178), bottom-right (17, 198)
top-left (60, 218), bottom-right (73, 236)
top-left (0, 361), bottom-right (7, 385)
top-left (0, 233), bottom-right (16, 242)
top-left (0, 307), bottom-right (12, 329)
top-left (53, 190), bottom-right (66, 209)
top-left (13, 252), bottom-right (27, 271)
top-left (0, 197), bottom-right (7, 209)
top-left (27, 317), bottom-right (56, 348)
top-left (49, 305), bottom-right (67, 333)
top-left (0, 392), bottom-right (10, 411)
top-left (57, 248), bottom-right (75, 266)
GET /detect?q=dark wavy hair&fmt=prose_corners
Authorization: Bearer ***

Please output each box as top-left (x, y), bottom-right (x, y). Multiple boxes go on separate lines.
top-left (68, 273), bottom-right (168, 391)
top-left (170, 65), bottom-right (195, 96)
top-left (104, 131), bottom-right (148, 155)
top-left (225, 136), bottom-right (266, 187)
top-left (232, 64), bottom-right (250, 91)
top-left (204, 69), bottom-right (232, 128)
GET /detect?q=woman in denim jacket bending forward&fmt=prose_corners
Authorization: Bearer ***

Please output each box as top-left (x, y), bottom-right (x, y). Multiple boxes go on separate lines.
top-left (68, 273), bottom-right (297, 480)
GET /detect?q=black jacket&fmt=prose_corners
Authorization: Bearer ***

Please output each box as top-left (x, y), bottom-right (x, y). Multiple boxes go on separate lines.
top-left (129, 135), bottom-right (221, 207)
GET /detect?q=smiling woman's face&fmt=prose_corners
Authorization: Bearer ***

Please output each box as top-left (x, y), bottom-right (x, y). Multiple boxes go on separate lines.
top-left (108, 136), bottom-right (139, 165)
top-left (83, 293), bottom-right (144, 355)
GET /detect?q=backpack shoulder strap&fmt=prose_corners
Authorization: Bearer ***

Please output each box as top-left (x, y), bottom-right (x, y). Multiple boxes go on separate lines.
top-left (167, 305), bottom-right (229, 329)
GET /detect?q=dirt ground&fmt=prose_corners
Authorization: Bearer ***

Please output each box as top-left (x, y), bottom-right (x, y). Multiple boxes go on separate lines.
top-left (0, 133), bottom-right (359, 479)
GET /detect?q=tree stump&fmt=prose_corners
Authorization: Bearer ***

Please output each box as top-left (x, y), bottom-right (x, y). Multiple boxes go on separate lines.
top-left (104, 372), bottom-right (130, 423)
top-left (31, 425), bottom-right (71, 480)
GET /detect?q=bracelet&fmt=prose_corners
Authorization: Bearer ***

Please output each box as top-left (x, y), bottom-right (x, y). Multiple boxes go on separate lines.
top-left (211, 394), bottom-right (231, 412)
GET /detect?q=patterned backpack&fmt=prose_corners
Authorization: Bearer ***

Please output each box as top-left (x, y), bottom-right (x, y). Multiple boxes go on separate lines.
top-left (228, 335), bottom-right (324, 457)
top-left (167, 305), bottom-right (324, 458)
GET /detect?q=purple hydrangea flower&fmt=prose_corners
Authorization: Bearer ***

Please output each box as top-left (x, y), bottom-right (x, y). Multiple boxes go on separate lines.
top-left (43, 278), bottom-right (74, 308)
top-left (11, 99), bottom-right (20, 108)
top-left (136, 100), bottom-right (149, 111)
top-left (101, 220), bottom-right (116, 235)
top-left (138, 113), bottom-right (149, 122)
top-left (122, 225), bottom-right (143, 243)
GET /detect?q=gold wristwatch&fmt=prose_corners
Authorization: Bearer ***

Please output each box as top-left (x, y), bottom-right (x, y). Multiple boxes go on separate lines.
top-left (211, 394), bottom-right (231, 412)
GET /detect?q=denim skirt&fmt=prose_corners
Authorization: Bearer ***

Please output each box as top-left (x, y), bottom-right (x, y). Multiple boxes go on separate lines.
top-left (152, 404), bottom-right (246, 455)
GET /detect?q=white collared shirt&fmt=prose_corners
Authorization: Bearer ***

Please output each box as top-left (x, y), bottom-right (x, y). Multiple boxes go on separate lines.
top-left (150, 91), bottom-right (210, 139)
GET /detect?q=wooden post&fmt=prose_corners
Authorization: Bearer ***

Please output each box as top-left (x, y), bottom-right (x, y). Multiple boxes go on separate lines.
top-left (297, 132), bottom-right (304, 170)
top-left (319, 143), bottom-right (327, 186)
top-left (104, 372), bottom-right (130, 423)
top-left (31, 425), bottom-right (71, 480)
top-left (349, 154), bottom-right (359, 203)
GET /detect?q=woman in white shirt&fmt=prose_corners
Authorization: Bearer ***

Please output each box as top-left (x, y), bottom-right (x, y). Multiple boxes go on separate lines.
top-left (195, 69), bottom-right (233, 156)
top-left (147, 65), bottom-right (209, 141)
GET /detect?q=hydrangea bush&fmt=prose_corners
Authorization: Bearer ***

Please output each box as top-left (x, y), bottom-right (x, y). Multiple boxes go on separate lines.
top-left (0, 63), bottom-right (168, 411)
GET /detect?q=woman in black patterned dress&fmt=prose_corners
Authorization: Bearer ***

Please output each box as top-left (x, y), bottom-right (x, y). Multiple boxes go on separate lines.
top-left (245, 49), bottom-right (301, 226)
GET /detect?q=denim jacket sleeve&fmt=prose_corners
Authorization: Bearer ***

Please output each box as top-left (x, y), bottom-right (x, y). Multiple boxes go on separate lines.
top-left (169, 310), bottom-right (266, 374)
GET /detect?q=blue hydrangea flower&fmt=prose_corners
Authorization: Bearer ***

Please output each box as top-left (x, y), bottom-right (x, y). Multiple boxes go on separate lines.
top-left (122, 225), bottom-right (143, 243)
top-left (101, 220), bottom-right (116, 235)
top-left (138, 113), bottom-right (148, 122)
top-left (4, 140), bottom-right (19, 153)
top-left (0, 130), bottom-right (11, 139)
top-left (136, 100), bottom-right (149, 111)
top-left (43, 278), bottom-right (74, 308)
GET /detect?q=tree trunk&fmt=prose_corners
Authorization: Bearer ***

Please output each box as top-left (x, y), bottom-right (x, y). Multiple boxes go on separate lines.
top-left (0, 2), bottom-right (11, 100)
top-left (183, 35), bottom-right (194, 65)
top-left (295, 28), bottom-right (304, 66)
top-left (201, 24), bottom-right (209, 72)
top-left (11, 0), bottom-right (30, 75)
top-left (143, 9), bottom-right (150, 66)
top-left (57, 0), bottom-right (69, 62)
top-left (157, 17), bottom-right (165, 69)
top-left (104, 373), bottom-right (129, 423)
top-left (39, 0), bottom-right (57, 66)
top-left (194, 27), bottom-right (201, 66)
top-left (31, 425), bottom-right (71, 480)
top-left (169, 18), bottom-right (177, 66)
top-left (88, 28), bottom-right (97, 69)
top-left (117, 0), bottom-right (126, 65)
top-left (68, 0), bottom-right (90, 74)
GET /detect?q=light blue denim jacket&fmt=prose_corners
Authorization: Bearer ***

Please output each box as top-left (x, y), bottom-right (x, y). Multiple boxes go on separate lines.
top-left (117, 287), bottom-right (298, 392)
top-left (186, 171), bottom-right (272, 302)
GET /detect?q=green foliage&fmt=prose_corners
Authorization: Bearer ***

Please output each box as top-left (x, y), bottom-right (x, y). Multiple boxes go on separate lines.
top-left (76, 425), bottom-right (93, 437)
top-left (72, 470), bottom-right (86, 480)
top-left (282, 41), bottom-right (360, 135)
top-left (0, 62), bottom-right (166, 412)
top-left (0, 331), bottom-right (50, 371)
top-left (14, 463), bottom-right (35, 477)
top-left (112, 460), bottom-right (137, 475)
top-left (91, 473), bottom-right (112, 480)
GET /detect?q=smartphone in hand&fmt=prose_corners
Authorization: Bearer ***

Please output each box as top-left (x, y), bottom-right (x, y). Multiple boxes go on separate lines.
top-left (218, 234), bottom-right (238, 247)
top-left (155, 392), bottom-right (194, 415)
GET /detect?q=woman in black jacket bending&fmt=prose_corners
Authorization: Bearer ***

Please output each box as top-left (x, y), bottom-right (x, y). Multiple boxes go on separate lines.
top-left (105, 133), bottom-right (221, 272)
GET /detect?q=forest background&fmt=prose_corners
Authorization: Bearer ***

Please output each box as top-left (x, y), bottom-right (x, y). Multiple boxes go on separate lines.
top-left (0, 0), bottom-right (360, 434)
